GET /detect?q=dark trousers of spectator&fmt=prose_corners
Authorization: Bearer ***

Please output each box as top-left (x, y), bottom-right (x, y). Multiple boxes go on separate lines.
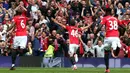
top-left (33, 50), bottom-right (44, 56)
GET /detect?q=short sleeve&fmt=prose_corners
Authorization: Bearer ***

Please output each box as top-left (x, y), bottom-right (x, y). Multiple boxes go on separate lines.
top-left (26, 17), bottom-right (29, 21)
top-left (100, 17), bottom-right (106, 25)
top-left (12, 17), bottom-right (16, 23)
top-left (118, 20), bottom-right (123, 25)
top-left (78, 28), bottom-right (82, 31)
top-left (66, 26), bottom-right (70, 30)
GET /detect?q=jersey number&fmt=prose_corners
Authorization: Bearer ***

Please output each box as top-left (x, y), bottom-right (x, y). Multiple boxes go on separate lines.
top-left (109, 21), bottom-right (118, 30)
top-left (20, 20), bottom-right (25, 28)
top-left (71, 30), bottom-right (78, 37)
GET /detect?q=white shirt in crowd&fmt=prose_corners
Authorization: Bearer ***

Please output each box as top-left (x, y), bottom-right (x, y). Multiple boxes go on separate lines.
top-left (82, 43), bottom-right (95, 57)
top-left (93, 45), bottom-right (105, 58)
top-left (82, 42), bottom-right (108, 58)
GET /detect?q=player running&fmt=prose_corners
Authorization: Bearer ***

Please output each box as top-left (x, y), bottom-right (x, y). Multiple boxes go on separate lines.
top-left (52, 18), bottom-right (92, 70)
top-left (100, 8), bottom-right (123, 73)
top-left (7, 9), bottom-right (28, 70)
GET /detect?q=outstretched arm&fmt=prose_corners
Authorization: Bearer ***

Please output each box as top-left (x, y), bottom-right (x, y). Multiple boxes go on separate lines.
top-left (51, 18), bottom-right (66, 29)
top-left (80, 22), bottom-right (92, 30)
top-left (78, 34), bottom-right (84, 45)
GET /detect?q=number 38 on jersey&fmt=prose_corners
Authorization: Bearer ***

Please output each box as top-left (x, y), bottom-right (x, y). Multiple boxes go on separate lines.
top-left (109, 20), bottom-right (118, 30)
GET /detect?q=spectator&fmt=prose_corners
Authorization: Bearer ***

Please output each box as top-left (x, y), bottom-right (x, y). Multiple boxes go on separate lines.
top-left (8, 2), bottom-right (16, 18)
top-left (43, 37), bottom-right (55, 68)
top-left (0, 2), bottom-right (4, 23)
top-left (2, 0), bottom-right (9, 10)
top-left (32, 30), bottom-right (41, 56)
top-left (79, 36), bottom-right (95, 58)
top-left (40, 31), bottom-right (49, 55)
top-left (26, 42), bottom-right (33, 56)
top-left (39, 15), bottom-right (48, 25)
top-left (94, 39), bottom-right (105, 58)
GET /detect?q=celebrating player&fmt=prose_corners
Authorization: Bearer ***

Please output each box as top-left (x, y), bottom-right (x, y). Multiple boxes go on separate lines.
top-left (52, 18), bottom-right (92, 70)
top-left (7, 9), bottom-right (28, 70)
top-left (100, 8), bottom-right (123, 73)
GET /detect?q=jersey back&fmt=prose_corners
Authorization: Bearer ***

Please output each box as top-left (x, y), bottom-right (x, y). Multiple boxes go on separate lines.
top-left (66, 26), bottom-right (81, 45)
top-left (12, 15), bottom-right (27, 36)
top-left (101, 16), bottom-right (120, 37)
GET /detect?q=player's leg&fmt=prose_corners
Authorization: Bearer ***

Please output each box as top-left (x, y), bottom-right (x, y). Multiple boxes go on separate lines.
top-left (10, 36), bottom-right (19, 70)
top-left (68, 44), bottom-right (76, 70)
top-left (73, 44), bottom-right (79, 70)
top-left (74, 54), bottom-right (78, 62)
top-left (104, 50), bottom-right (110, 73)
top-left (74, 45), bottom-right (79, 63)
top-left (103, 38), bottom-right (111, 73)
top-left (10, 49), bottom-right (18, 70)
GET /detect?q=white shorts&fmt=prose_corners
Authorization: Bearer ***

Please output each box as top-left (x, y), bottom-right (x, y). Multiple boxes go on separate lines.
top-left (13, 36), bottom-right (27, 49)
top-left (68, 44), bottom-right (79, 55)
top-left (104, 37), bottom-right (121, 50)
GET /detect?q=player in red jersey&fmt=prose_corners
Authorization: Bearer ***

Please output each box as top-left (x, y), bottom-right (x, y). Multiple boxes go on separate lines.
top-left (7, 9), bottom-right (28, 70)
top-left (100, 8), bottom-right (123, 73)
top-left (52, 18), bottom-right (92, 70)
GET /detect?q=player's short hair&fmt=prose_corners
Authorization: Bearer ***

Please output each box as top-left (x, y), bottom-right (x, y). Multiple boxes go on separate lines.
top-left (70, 19), bottom-right (75, 26)
top-left (105, 8), bottom-right (112, 15)
top-left (16, 9), bottom-right (22, 15)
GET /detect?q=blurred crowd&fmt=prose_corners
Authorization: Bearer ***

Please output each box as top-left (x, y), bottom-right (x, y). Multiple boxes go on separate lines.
top-left (0, 0), bottom-right (130, 58)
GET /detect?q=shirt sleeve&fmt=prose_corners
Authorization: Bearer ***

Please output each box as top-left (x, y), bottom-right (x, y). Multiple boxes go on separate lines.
top-left (118, 20), bottom-right (123, 25)
top-left (100, 17), bottom-right (106, 25)
top-left (82, 42), bottom-right (89, 52)
top-left (78, 28), bottom-right (82, 31)
top-left (93, 45), bottom-right (96, 49)
top-left (66, 26), bottom-right (69, 30)
top-left (12, 17), bottom-right (16, 24)
top-left (26, 17), bottom-right (29, 21)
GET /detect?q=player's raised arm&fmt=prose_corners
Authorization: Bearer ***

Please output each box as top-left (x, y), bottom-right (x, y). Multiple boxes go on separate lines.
top-left (51, 18), bottom-right (66, 29)
top-left (80, 22), bottom-right (92, 30)
top-left (78, 34), bottom-right (84, 44)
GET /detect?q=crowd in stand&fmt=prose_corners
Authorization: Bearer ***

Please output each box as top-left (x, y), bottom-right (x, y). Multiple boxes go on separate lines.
top-left (0, 0), bottom-right (130, 58)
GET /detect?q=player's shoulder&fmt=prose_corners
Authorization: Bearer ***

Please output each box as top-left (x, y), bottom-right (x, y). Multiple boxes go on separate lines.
top-left (13, 16), bottom-right (17, 18)
top-left (66, 25), bottom-right (74, 28)
top-left (70, 26), bottom-right (78, 29)
top-left (104, 16), bottom-right (111, 19)
top-left (107, 16), bottom-right (117, 20)
top-left (16, 15), bottom-right (27, 19)
top-left (13, 15), bottom-right (22, 19)
top-left (12, 16), bottom-right (18, 21)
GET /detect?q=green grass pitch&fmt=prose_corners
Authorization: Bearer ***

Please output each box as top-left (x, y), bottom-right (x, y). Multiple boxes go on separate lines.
top-left (0, 67), bottom-right (130, 73)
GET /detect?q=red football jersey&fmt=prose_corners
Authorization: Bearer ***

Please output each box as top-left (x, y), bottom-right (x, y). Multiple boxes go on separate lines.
top-left (101, 16), bottom-right (121, 37)
top-left (66, 26), bottom-right (81, 45)
top-left (12, 15), bottom-right (28, 36)
top-left (121, 19), bottom-right (130, 26)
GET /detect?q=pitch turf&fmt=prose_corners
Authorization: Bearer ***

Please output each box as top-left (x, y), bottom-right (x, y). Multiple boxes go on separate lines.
top-left (0, 67), bottom-right (130, 73)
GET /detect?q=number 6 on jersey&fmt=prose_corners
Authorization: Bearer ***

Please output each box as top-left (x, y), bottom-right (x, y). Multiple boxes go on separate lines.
top-left (20, 20), bottom-right (25, 28)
